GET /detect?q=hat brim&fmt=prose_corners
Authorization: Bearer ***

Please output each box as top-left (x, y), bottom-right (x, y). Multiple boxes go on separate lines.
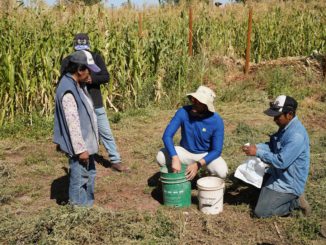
top-left (187, 93), bottom-right (215, 113)
top-left (264, 108), bottom-right (282, 117)
top-left (87, 64), bottom-right (101, 73)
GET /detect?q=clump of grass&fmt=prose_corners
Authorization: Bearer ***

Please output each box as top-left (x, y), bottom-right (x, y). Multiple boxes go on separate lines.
top-left (0, 206), bottom-right (181, 244)
top-left (0, 162), bottom-right (14, 204)
top-left (0, 113), bottom-right (53, 140)
top-left (285, 217), bottom-right (321, 242)
top-left (265, 68), bottom-right (296, 97)
top-left (4, 184), bottom-right (33, 203)
top-left (109, 112), bottom-right (122, 124)
top-left (234, 122), bottom-right (260, 145)
top-left (24, 152), bottom-right (49, 166)
top-left (218, 80), bottom-right (260, 103)
top-left (0, 163), bottom-right (12, 179)
top-left (257, 67), bottom-right (314, 99)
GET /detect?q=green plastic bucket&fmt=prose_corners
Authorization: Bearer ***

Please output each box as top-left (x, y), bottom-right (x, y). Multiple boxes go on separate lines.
top-left (160, 164), bottom-right (191, 207)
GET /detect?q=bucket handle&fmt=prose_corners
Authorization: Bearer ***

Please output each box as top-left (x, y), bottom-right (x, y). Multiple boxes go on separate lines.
top-left (200, 188), bottom-right (225, 208)
top-left (201, 196), bottom-right (223, 208)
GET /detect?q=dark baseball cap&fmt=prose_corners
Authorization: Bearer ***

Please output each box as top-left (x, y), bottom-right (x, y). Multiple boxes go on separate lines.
top-left (69, 50), bottom-right (101, 73)
top-left (73, 33), bottom-right (90, 51)
top-left (264, 95), bottom-right (298, 117)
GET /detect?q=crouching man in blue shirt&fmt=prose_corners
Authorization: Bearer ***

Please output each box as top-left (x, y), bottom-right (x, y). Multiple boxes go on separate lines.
top-left (243, 95), bottom-right (311, 217)
top-left (156, 86), bottom-right (228, 180)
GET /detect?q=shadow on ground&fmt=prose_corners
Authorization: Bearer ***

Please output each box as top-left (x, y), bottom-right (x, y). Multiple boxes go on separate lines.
top-left (224, 173), bottom-right (260, 210)
top-left (50, 167), bottom-right (69, 205)
top-left (148, 172), bottom-right (164, 204)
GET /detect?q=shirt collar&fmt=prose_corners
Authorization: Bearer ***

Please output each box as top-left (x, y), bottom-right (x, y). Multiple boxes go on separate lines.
top-left (283, 116), bottom-right (298, 131)
top-left (65, 73), bottom-right (74, 79)
top-left (65, 73), bottom-right (79, 86)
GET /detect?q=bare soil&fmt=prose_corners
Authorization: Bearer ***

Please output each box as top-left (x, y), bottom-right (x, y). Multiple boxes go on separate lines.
top-left (1, 57), bottom-right (326, 244)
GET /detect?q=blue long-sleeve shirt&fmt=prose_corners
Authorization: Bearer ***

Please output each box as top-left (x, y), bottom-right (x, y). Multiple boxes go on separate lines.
top-left (162, 106), bottom-right (224, 164)
top-left (256, 116), bottom-right (310, 196)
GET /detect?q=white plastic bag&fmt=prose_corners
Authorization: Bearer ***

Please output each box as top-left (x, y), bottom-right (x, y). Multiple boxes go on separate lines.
top-left (234, 157), bottom-right (268, 188)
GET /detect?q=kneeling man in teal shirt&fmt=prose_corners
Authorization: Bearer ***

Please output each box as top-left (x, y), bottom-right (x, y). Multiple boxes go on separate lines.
top-left (156, 86), bottom-right (228, 180)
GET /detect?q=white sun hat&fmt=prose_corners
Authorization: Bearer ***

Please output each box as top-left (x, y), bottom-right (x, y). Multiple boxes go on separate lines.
top-left (187, 85), bottom-right (216, 113)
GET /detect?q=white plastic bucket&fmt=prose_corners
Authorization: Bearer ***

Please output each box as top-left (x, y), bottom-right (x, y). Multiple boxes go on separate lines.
top-left (196, 177), bottom-right (225, 215)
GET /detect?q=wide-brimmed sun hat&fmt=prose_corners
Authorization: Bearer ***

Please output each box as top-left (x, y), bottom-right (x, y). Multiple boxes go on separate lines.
top-left (264, 95), bottom-right (298, 117)
top-left (187, 85), bottom-right (216, 113)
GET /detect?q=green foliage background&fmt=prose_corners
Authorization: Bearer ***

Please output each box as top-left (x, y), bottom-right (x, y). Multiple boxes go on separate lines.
top-left (0, 1), bottom-right (325, 126)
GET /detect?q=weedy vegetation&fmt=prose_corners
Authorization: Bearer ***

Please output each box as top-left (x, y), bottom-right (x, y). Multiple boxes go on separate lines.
top-left (0, 0), bottom-right (326, 244)
top-left (0, 0), bottom-right (325, 126)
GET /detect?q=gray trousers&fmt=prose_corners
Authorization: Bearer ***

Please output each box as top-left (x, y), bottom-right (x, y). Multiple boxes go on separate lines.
top-left (254, 186), bottom-right (299, 218)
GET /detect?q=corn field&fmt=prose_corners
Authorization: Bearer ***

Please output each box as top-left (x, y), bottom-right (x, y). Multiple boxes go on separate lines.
top-left (0, 1), bottom-right (325, 126)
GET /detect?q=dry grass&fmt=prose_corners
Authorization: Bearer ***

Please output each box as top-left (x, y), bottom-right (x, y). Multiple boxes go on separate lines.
top-left (0, 61), bottom-right (325, 244)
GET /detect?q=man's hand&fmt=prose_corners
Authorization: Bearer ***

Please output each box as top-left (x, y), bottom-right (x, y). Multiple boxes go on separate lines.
top-left (79, 151), bottom-right (89, 164)
top-left (171, 156), bottom-right (181, 173)
top-left (242, 144), bottom-right (257, 156)
top-left (186, 163), bottom-right (199, 180)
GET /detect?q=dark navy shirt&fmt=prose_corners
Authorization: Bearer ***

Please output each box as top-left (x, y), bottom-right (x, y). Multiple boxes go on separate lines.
top-left (162, 106), bottom-right (224, 165)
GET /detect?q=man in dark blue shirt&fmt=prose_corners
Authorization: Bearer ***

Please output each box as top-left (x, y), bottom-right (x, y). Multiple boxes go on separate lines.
top-left (156, 86), bottom-right (228, 180)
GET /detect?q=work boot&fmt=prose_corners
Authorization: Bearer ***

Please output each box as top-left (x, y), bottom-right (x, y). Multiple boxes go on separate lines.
top-left (298, 194), bottom-right (311, 216)
top-left (111, 163), bottom-right (131, 173)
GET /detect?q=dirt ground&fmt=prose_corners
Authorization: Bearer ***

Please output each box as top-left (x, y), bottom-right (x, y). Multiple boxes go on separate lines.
top-left (0, 112), bottom-right (273, 244)
top-left (1, 106), bottom-right (325, 244)
top-left (1, 58), bottom-right (326, 244)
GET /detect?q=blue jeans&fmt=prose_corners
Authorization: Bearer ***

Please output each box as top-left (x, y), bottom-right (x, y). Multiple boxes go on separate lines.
top-left (95, 107), bottom-right (121, 164)
top-left (69, 155), bottom-right (96, 206)
top-left (254, 186), bottom-right (299, 218)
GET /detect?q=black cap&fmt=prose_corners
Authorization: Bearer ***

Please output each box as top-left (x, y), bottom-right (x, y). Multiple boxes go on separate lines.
top-left (264, 95), bottom-right (298, 117)
top-left (73, 33), bottom-right (90, 51)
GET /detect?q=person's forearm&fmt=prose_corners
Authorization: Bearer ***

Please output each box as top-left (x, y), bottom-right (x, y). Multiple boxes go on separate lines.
top-left (162, 135), bottom-right (177, 157)
top-left (91, 53), bottom-right (110, 85)
top-left (205, 132), bottom-right (223, 164)
top-left (256, 135), bottom-right (305, 169)
top-left (162, 111), bottom-right (182, 157)
top-left (203, 150), bottom-right (221, 165)
top-left (90, 72), bottom-right (109, 85)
